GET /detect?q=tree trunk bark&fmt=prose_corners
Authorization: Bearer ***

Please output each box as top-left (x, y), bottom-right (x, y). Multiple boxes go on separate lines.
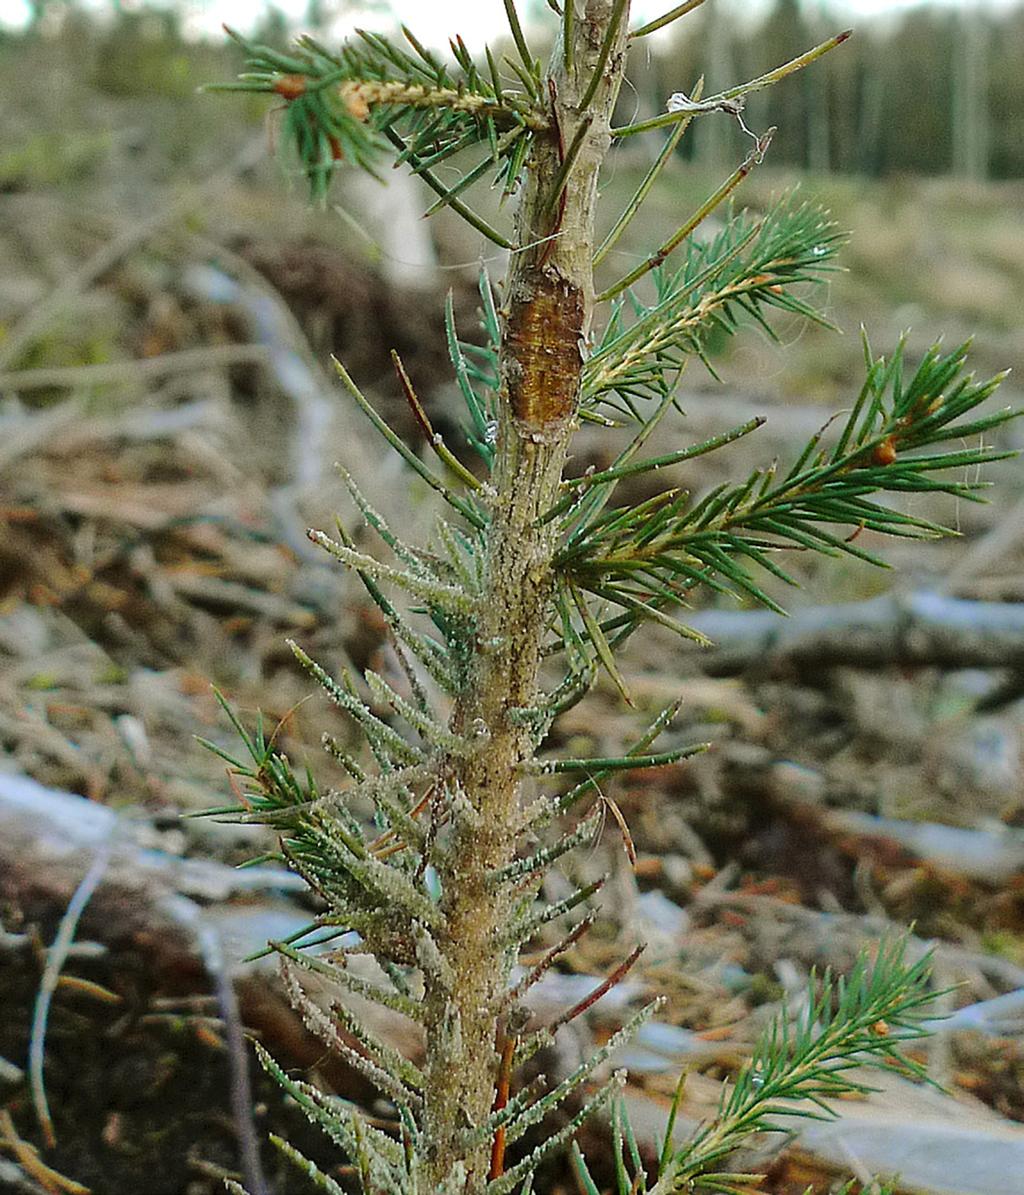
top-left (420, 4), bottom-right (632, 1190)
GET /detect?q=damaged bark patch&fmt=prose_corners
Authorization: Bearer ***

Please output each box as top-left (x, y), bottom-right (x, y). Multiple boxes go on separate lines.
top-left (505, 270), bottom-right (585, 429)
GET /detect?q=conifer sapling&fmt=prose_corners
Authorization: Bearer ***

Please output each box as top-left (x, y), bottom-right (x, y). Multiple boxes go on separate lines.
top-left (206, 3), bottom-right (1015, 1192)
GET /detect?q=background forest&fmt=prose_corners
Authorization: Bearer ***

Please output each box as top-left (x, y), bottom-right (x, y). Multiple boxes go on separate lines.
top-left (2, 2), bottom-right (1024, 1194)
top-left (6, 0), bottom-right (1024, 179)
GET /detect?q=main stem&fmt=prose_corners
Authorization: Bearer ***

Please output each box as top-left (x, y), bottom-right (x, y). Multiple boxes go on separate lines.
top-left (422, 4), bottom-right (630, 1190)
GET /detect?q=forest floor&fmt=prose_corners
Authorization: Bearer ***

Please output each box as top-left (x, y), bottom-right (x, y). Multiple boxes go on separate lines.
top-left (3, 21), bottom-right (1024, 1195)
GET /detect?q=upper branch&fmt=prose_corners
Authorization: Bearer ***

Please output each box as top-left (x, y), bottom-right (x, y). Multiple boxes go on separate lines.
top-left (212, 25), bottom-right (549, 211)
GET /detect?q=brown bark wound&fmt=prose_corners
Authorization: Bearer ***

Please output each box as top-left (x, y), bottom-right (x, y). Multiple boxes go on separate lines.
top-left (505, 270), bottom-right (584, 428)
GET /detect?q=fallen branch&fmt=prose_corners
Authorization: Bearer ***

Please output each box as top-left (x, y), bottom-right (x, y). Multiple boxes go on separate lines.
top-left (29, 837), bottom-right (113, 1147)
top-left (681, 590), bottom-right (1024, 676)
top-left (0, 769), bottom-right (314, 1064)
top-left (0, 344), bottom-right (269, 395)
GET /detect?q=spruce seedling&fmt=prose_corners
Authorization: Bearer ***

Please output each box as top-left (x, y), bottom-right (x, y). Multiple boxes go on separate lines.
top-left (208, 4), bottom-right (1015, 1192)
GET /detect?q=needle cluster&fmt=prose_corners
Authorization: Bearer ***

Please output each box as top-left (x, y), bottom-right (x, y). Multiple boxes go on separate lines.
top-left (212, 22), bottom-right (547, 233)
